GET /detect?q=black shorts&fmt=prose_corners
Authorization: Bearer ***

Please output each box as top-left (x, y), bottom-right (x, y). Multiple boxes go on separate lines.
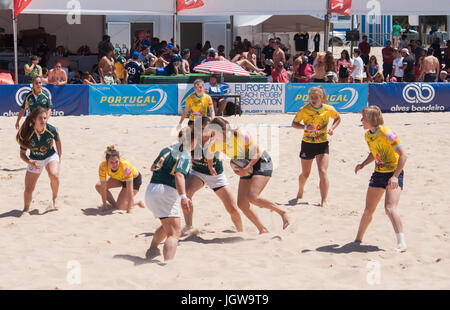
top-left (241, 151), bottom-right (273, 180)
top-left (299, 141), bottom-right (329, 160)
top-left (423, 74), bottom-right (436, 82)
top-left (121, 173), bottom-right (142, 191)
top-left (369, 171), bottom-right (404, 190)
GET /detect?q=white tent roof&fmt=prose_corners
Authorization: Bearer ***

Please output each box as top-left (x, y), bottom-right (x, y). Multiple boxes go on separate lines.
top-left (1, 0), bottom-right (449, 15)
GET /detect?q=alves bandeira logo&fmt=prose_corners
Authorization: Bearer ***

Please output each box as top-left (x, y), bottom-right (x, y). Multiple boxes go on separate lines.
top-left (15, 85), bottom-right (53, 107)
top-left (402, 83), bottom-right (435, 104)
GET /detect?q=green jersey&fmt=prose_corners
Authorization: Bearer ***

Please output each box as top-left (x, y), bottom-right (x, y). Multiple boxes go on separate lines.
top-left (20, 124), bottom-right (59, 160)
top-left (21, 90), bottom-right (52, 113)
top-left (191, 143), bottom-right (224, 175)
top-left (25, 64), bottom-right (42, 78)
top-left (392, 25), bottom-right (402, 36)
top-left (151, 144), bottom-right (191, 189)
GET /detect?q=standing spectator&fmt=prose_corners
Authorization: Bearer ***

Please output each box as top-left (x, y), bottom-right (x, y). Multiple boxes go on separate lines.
top-left (431, 37), bottom-right (443, 64)
top-left (350, 49), bottom-right (364, 83)
top-left (416, 48), bottom-right (427, 81)
top-left (367, 56), bottom-right (382, 82)
top-left (180, 49), bottom-right (191, 75)
top-left (261, 38), bottom-right (275, 75)
top-left (337, 50), bottom-right (351, 83)
top-left (358, 35), bottom-right (371, 66)
top-left (201, 41), bottom-right (212, 61)
top-left (444, 40), bottom-right (450, 69)
top-left (36, 38), bottom-right (50, 67)
top-left (382, 40), bottom-right (394, 80)
top-left (294, 55), bottom-right (315, 83)
top-left (114, 48), bottom-right (127, 84)
top-left (272, 61), bottom-right (290, 83)
top-left (312, 52), bottom-right (326, 82)
top-left (272, 40), bottom-right (286, 67)
top-left (421, 48), bottom-right (440, 82)
top-left (190, 43), bottom-right (202, 68)
top-left (392, 49), bottom-right (404, 82)
top-left (392, 21), bottom-right (402, 49)
top-left (398, 35), bottom-right (409, 51)
top-left (139, 44), bottom-right (156, 69)
top-left (324, 51), bottom-right (337, 75)
top-left (98, 48), bottom-right (119, 84)
top-left (98, 35), bottom-right (114, 61)
top-left (125, 51), bottom-right (145, 84)
top-left (47, 62), bottom-right (68, 85)
top-left (413, 40), bottom-right (424, 80)
top-left (24, 56), bottom-right (42, 84)
top-left (309, 51), bottom-right (318, 67)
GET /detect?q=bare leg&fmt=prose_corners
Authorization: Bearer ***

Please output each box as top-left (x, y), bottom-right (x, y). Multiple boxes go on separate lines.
top-left (385, 185), bottom-right (406, 251)
top-left (237, 178), bottom-right (268, 234)
top-left (183, 175), bottom-right (204, 229)
top-left (355, 187), bottom-right (385, 242)
top-left (316, 153), bottom-right (329, 207)
top-left (95, 178), bottom-right (123, 209)
top-left (298, 158), bottom-right (313, 199)
top-left (116, 188), bottom-right (143, 211)
top-left (23, 171), bottom-right (40, 215)
top-left (215, 186), bottom-right (243, 232)
top-left (237, 59), bottom-right (265, 72)
top-left (160, 217), bottom-right (181, 261)
top-left (218, 99), bottom-right (227, 116)
top-left (247, 175), bottom-right (290, 230)
top-left (46, 160), bottom-right (60, 209)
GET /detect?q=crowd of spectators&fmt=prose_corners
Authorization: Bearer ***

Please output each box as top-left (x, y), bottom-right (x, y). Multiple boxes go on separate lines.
top-left (24, 31), bottom-right (450, 85)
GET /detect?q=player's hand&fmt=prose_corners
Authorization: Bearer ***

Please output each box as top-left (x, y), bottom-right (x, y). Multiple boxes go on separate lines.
top-left (181, 197), bottom-right (192, 212)
top-left (209, 167), bottom-right (217, 176)
top-left (328, 128), bottom-right (334, 136)
top-left (29, 161), bottom-right (40, 171)
top-left (354, 164), bottom-right (364, 174)
top-left (388, 176), bottom-right (399, 190)
top-left (15, 122), bottom-right (20, 130)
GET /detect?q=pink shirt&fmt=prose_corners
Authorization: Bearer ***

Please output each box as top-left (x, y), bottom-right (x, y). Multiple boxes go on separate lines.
top-left (272, 68), bottom-right (290, 83)
top-left (295, 64), bottom-right (315, 83)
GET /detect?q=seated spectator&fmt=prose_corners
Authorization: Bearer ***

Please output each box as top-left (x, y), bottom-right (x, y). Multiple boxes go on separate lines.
top-left (145, 47), bottom-right (181, 76)
top-left (70, 70), bottom-right (83, 84)
top-left (367, 56), bottom-right (382, 82)
top-left (438, 70), bottom-right (448, 82)
top-left (325, 71), bottom-right (338, 83)
top-left (205, 75), bottom-right (229, 116)
top-left (82, 72), bottom-right (96, 85)
top-left (191, 43), bottom-right (202, 68)
top-left (77, 45), bottom-right (91, 56)
top-left (272, 61), bottom-right (290, 83)
top-left (56, 49), bottom-right (74, 78)
top-left (91, 65), bottom-right (102, 83)
top-left (125, 51), bottom-right (145, 84)
top-left (153, 48), bottom-right (169, 68)
top-left (181, 49), bottom-right (191, 75)
top-left (24, 55), bottom-right (42, 83)
top-left (41, 67), bottom-right (49, 84)
top-left (48, 61), bottom-right (68, 85)
top-left (294, 55), bottom-right (315, 83)
top-left (218, 45), bottom-right (226, 58)
top-left (337, 50), bottom-right (351, 83)
top-left (373, 72), bottom-right (385, 83)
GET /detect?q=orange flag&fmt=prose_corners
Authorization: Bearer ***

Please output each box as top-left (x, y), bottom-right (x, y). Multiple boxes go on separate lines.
top-left (330, 0), bottom-right (352, 16)
top-left (177, 0), bottom-right (204, 13)
top-left (14, 0), bottom-right (33, 19)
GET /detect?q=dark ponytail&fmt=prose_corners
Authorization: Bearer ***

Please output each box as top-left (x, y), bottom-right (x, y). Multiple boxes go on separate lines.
top-left (105, 145), bottom-right (120, 161)
top-left (16, 106), bottom-right (48, 149)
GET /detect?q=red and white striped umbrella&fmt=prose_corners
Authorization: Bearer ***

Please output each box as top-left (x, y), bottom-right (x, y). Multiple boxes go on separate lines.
top-left (194, 60), bottom-right (250, 76)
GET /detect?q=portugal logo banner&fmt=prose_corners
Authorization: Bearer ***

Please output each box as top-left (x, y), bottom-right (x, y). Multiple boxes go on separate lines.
top-left (330, 0), bottom-right (352, 16)
top-left (177, 0), bottom-right (204, 13)
top-left (14, 0), bottom-right (32, 19)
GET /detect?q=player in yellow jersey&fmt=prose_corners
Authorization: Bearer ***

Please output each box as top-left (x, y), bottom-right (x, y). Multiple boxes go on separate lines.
top-left (354, 106), bottom-right (408, 252)
top-left (178, 79), bottom-right (215, 130)
top-left (292, 86), bottom-right (341, 207)
top-left (95, 146), bottom-right (145, 213)
top-left (206, 117), bottom-right (289, 234)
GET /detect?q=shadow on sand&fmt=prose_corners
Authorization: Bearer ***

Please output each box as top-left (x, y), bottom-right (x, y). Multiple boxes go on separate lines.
top-left (179, 235), bottom-right (253, 245)
top-left (313, 242), bottom-right (384, 254)
top-left (0, 209), bottom-right (51, 218)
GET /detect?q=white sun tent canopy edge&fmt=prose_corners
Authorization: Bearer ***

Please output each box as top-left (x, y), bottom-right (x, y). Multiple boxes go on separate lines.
top-left (2, 0), bottom-right (449, 15)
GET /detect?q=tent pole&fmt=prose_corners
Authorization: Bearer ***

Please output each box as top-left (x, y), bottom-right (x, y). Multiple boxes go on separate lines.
top-left (324, 0), bottom-right (330, 52)
top-left (12, 9), bottom-right (19, 84)
top-left (173, 13), bottom-right (178, 47)
top-left (230, 15), bottom-right (234, 57)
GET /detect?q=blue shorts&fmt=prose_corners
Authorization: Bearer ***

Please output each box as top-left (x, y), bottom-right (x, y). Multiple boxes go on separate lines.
top-left (369, 171), bottom-right (404, 190)
top-left (155, 67), bottom-right (167, 76)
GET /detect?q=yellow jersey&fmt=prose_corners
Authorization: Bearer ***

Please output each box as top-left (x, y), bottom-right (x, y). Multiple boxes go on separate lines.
top-left (365, 125), bottom-right (402, 173)
top-left (210, 129), bottom-right (262, 160)
top-left (293, 103), bottom-right (339, 143)
top-left (115, 62), bottom-right (125, 80)
top-left (99, 159), bottom-right (139, 182)
top-left (186, 93), bottom-right (213, 121)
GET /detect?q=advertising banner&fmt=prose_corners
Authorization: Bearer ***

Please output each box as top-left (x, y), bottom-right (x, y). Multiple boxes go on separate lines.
top-left (0, 84), bottom-right (89, 117)
top-left (368, 83), bottom-right (450, 113)
top-left (285, 83), bottom-right (368, 113)
top-left (89, 84), bottom-right (178, 115)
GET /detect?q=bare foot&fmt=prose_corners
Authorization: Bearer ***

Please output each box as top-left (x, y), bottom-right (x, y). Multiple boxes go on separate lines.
top-left (181, 225), bottom-right (193, 236)
top-left (297, 189), bottom-right (304, 200)
top-left (320, 201), bottom-right (328, 208)
top-left (137, 201), bottom-right (145, 208)
top-left (281, 212), bottom-right (290, 230)
top-left (259, 228), bottom-right (270, 234)
top-left (146, 247), bottom-right (161, 259)
top-left (20, 211), bottom-right (30, 217)
top-left (46, 200), bottom-right (58, 212)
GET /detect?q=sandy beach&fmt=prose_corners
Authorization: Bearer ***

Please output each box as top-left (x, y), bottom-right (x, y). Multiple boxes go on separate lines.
top-left (0, 112), bottom-right (449, 290)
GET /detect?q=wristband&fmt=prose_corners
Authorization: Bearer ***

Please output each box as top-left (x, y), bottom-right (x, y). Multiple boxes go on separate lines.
top-left (180, 194), bottom-right (187, 199)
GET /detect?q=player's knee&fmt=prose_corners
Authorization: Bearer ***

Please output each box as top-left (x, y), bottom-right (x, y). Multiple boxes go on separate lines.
top-left (318, 168), bottom-right (328, 178)
top-left (301, 171), bottom-right (310, 179)
top-left (247, 192), bottom-right (260, 203)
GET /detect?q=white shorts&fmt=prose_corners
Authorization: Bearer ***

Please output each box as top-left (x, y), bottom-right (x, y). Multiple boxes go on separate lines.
top-left (27, 153), bottom-right (59, 174)
top-left (190, 170), bottom-right (229, 190)
top-left (145, 183), bottom-right (181, 219)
